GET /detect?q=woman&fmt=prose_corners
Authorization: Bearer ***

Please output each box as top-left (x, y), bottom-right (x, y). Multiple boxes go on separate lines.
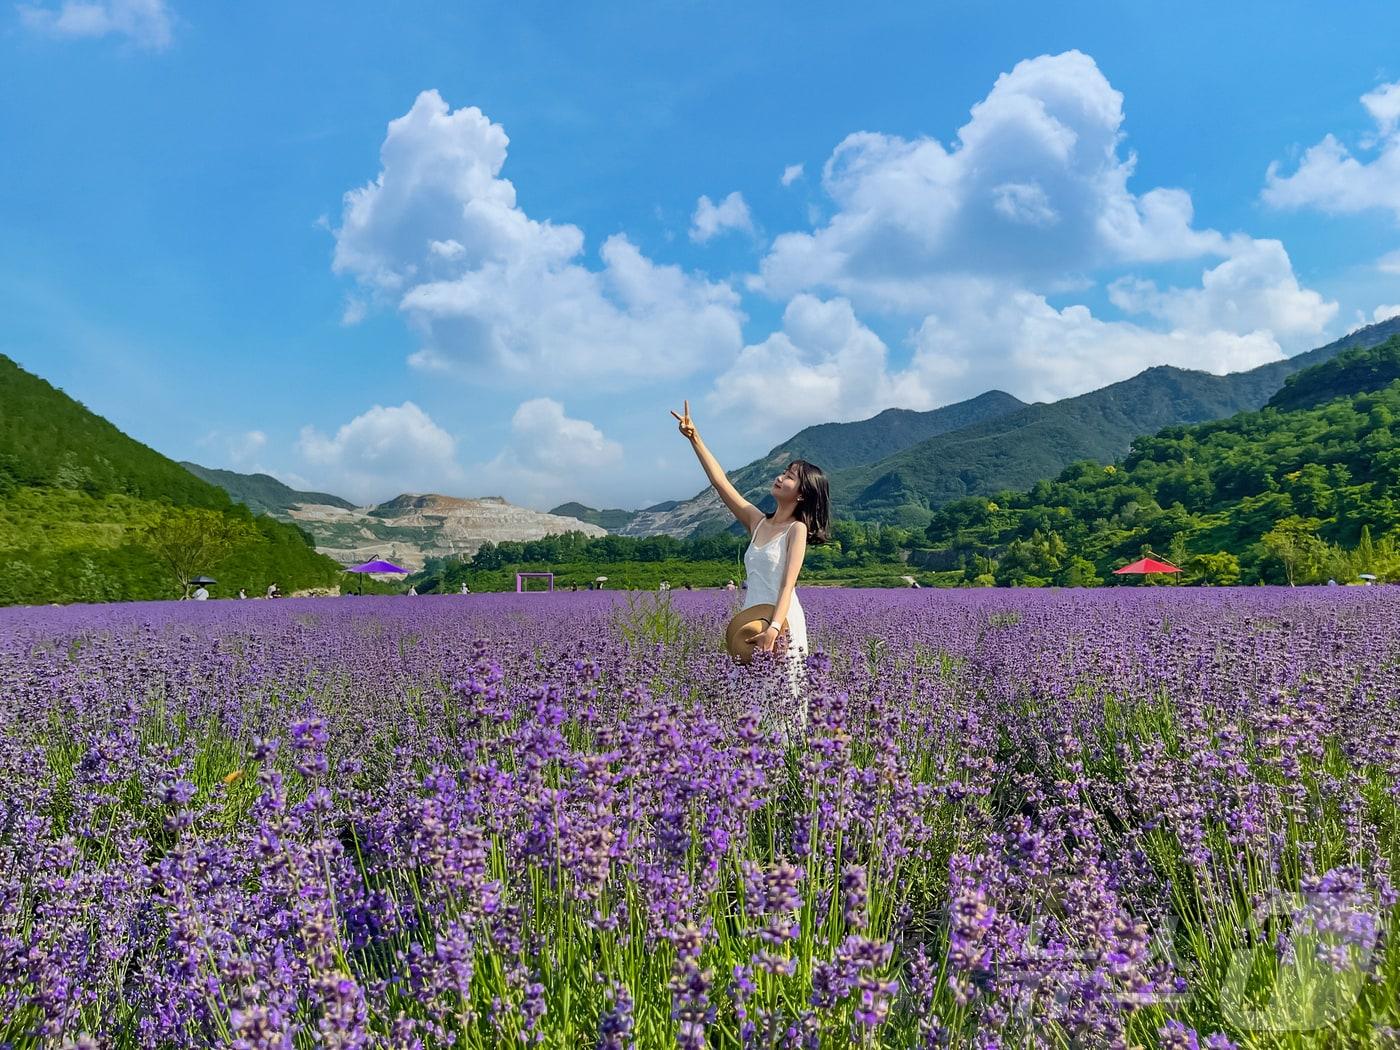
top-left (671, 400), bottom-right (829, 699)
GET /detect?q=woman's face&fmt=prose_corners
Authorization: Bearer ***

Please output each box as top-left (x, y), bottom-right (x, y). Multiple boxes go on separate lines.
top-left (772, 463), bottom-right (801, 503)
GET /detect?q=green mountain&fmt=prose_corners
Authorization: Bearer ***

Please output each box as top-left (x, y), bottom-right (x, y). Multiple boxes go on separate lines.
top-left (1266, 339), bottom-right (1400, 413)
top-left (0, 355), bottom-right (346, 604)
top-left (614, 389), bottom-right (1028, 536)
top-left (921, 337), bottom-right (1400, 586)
top-left (833, 317), bottom-right (1400, 526)
top-left (180, 462), bottom-right (356, 515)
top-left (548, 502), bottom-right (645, 531)
top-left (753, 390), bottom-right (1028, 471)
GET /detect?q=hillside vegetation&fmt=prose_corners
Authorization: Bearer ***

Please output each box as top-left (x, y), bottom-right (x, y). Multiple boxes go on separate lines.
top-left (566, 318), bottom-right (1400, 537)
top-left (832, 316), bottom-right (1400, 526)
top-left (0, 355), bottom-right (346, 604)
top-left (921, 338), bottom-right (1400, 586)
top-left (180, 462), bottom-right (357, 515)
top-left (407, 521), bottom-right (935, 593)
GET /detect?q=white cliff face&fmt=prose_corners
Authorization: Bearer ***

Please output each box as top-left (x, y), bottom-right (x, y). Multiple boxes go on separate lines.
top-left (616, 489), bottom-right (730, 538)
top-left (281, 493), bottom-right (607, 571)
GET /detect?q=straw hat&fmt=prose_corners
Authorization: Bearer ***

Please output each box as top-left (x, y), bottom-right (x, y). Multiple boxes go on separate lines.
top-left (725, 604), bottom-right (786, 664)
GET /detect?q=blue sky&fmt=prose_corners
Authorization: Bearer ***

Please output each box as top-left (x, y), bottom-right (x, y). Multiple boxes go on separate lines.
top-left (4, 1), bottom-right (1400, 510)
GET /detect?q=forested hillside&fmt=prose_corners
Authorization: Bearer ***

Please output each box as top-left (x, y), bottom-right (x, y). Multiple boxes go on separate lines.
top-left (833, 315), bottom-right (1400, 526)
top-left (547, 502), bottom-right (646, 531)
top-left (921, 339), bottom-right (1400, 586)
top-left (0, 355), bottom-right (346, 604)
top-left (181, 461), bottom-right (357, 515)
top-left (567, 317), bottom-right (1400, 537)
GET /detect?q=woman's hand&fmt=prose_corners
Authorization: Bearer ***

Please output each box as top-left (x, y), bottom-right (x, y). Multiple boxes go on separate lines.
top-left (671, 399), bottom-right (760, 530)
top-left (670, 400), bottom-right (697, 441)
top-left (755, 624), bottom-right (781, 653)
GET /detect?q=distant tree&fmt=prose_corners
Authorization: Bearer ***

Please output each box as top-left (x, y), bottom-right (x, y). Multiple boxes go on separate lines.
top-left (877, 526), bottom-right (908, 556)
top-left (1356, 525), bottom-right (1377, 574)
top-left (1167, 532), bottom-right (1190, 575)
top-left (1261, 517), bottom-right (1327, 586)
top-left (1061, 555), bottom-right (1103, 587)
top-left (1185, 551), bottom-right (1241, 587)
top-left (140, 509), bottom-right (256, 598)
top-left (995, 529), bottom-right (1066, 586)
top-left (831, 520), bottom-right (865, 554)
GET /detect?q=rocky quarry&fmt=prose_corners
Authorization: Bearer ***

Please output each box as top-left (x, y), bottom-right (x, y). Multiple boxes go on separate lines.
top-left (282, 493), bottom-right (606, 572)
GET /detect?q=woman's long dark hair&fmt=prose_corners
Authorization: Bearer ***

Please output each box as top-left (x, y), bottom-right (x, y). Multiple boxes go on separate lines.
top-left (784, 459), bottom-right (829, 545)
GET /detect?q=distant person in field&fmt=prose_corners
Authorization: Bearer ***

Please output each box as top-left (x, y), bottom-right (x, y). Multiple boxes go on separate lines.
top-left (672, 399), bottom-right (829, 700)
top-left (266, 582), bottom-right (279, 599)
top-left (192, 585), bottom-right (209, 601)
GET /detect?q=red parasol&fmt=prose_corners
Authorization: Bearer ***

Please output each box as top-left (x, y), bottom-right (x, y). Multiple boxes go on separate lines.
top-left (1113, 557), bottom-right (1181, 575)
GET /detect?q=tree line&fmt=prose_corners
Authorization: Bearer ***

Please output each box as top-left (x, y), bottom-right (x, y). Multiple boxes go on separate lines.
top-left (919, 340), bottom-right (1400, 586)
top-left (434, 341), bottom-right (1400, 591)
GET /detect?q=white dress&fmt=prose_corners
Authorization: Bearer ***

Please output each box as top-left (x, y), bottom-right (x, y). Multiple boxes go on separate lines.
top-left (742, 519), bottom-right (809, 704)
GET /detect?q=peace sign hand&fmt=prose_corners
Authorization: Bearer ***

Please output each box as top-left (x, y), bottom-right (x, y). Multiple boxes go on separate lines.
top-left (670, 400), bottom-right (697, 441)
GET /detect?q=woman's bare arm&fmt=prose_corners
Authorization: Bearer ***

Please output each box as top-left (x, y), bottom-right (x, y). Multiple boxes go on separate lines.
top-left (672, 400), bottom-right (763, 532)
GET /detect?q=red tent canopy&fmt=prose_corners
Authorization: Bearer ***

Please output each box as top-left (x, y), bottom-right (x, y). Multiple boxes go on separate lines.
top-left (1113, 557), bottom-right (1181, 575)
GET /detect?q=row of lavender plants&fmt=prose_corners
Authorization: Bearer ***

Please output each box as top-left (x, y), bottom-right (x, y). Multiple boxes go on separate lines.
top-left (1, 588), bottom-right (1398, 1048)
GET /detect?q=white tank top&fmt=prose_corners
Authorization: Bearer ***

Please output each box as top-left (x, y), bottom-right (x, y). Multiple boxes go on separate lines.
top-left (743, 519), bottom-right (798, 609)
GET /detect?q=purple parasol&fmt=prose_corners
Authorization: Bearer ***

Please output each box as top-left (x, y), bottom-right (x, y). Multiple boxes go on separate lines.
top-left (347, 560), bottom-right (409, 574)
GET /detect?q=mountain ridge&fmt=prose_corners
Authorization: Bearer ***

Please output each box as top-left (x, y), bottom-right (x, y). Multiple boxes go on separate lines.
top-left (184, 468), bottom-right (608, 572)
top-left (584, 317), bottom-right (1400, 535)
top-left (0, 354), bottom-right (345, 604)
top-left (180, 462), bottom-right (357, 515)
top-left (918, 336), bottom-right (1400, 585)
top-left (834, 316), bottom-right (1400, 525)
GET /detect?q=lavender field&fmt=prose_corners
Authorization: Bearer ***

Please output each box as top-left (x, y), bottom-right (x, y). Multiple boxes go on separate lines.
top-left (2, 589), bottom-right (1398, 1049)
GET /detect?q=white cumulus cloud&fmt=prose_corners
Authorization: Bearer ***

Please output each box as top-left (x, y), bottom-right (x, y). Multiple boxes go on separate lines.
top-left (1106, 238), bottom-right (1336, 351)
top-left (756, 51), bottom-right (1229, 312)
top-left (17, 0), bottom-right (172, 48)
top-left (780, 163), bottom-right (805, 187)
top-left (1263, 79), bottom-right (1400, 220)
top-left (296, 401), bottom-right (461, 503)
top-left (332, 90), bottom-right (745, 386)
top-left (710, 264), bottom-right (1316, 443)
top-left (709, 295), bottom-right (949, 443)
top-left (499, 398), bottom-right (622, 474)
top-left (196, 429), bottom-right (269, 473)
top-left (911, 279), bottom-right (1289, 405)
top-left (689, 191), bottom-right (754, 243)
top-left (734, 50), bottom-right (1335, 406)
top-left (475, 398), bottom-right (623, 509)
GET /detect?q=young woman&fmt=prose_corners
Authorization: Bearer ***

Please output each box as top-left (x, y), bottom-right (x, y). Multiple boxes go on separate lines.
top-left (671, 400), bottom-right (829, 690)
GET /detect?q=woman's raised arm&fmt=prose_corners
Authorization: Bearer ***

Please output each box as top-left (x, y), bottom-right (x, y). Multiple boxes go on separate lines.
top-left (671, 400), bottom-right (763, 532)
